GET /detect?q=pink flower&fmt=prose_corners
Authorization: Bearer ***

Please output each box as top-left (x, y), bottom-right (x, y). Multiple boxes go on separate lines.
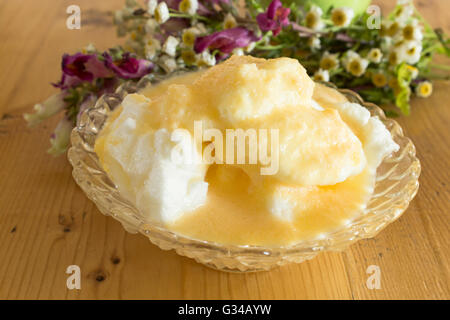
top-left (194, 27), bottom-right (260, 55)
top-left (54, 53), bottom-right (112, 89)
top-left (53, 73), bottom-right (82, 89)
top-left (163, 0), bottom-right (214, 15)
top-left (103, 52), bottom-right (153, 79)
top-left (256, 0), bottom-right (290, 36)
top-left (63, 53), bottom-right (112, 81)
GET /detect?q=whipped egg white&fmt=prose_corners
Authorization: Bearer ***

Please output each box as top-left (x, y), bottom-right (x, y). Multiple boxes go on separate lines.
top-left (95, 56), bottom-right (399, 245)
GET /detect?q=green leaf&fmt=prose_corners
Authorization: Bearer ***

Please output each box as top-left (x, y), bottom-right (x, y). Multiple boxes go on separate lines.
top-left (394, 63), bottom-right (414, 115)
top-left (395, 86), bottom-right (411, 115)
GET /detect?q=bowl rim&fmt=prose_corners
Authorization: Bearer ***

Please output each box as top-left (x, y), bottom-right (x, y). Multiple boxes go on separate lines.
top-left (68, 72), bottom-right (421, 258)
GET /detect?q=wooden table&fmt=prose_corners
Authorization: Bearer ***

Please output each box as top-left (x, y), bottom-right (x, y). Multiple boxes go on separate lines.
top-left (0, 0), bottom-right (448, 300)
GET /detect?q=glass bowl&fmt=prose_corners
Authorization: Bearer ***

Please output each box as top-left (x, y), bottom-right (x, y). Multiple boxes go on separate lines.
top-left (68, 74), bottom-right (421, 272)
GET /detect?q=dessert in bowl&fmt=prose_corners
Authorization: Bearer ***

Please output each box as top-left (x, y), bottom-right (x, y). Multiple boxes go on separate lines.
top-left (68, 56), bottom-right (420, 272)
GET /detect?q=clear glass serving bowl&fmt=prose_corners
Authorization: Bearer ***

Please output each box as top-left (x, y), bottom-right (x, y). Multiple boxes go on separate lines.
top-left (68, 74), bottom-right (421, 272)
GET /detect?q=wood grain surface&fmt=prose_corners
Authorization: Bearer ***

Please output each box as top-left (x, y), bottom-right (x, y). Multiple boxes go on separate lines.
top-left (0, 0), bottom-right (448, 299)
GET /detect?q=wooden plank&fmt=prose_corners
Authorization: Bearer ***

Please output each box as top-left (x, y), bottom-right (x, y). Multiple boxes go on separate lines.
top-left (0, 0), bottom-right (448, 299)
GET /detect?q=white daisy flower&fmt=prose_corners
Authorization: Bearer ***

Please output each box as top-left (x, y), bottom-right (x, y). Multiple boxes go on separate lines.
top-left (160, 55), bottom-right (178, 73)
top-left (308, 36), bottom-right (321, 50)
top-left (342, 50), bottom-right (359, 64)
top-left (232, 48), bottom-right (244, 56)
top-left (305, 5), bottom-right (324, 31)
top-left (181, 50), bottom-right (198, 65)
top-left (416, 81), bottom-right (433, 98)
top-left (395, 40), bottom-right (422, 65)
top-left (401, 19), bottom-right (423, 42)
top-left (372, 73), bottom-right (388, 88)
top-left (381, 36), bottom-right (393, 52)
top-left (194, 22), bottom-right (207, 34)
top-left (145, 36), bottom-right (161, 59)
top-left (394, 0), bottom-right (415, 24)
top-left (162, 36), bottom-right (179, 57)
top-left (82, 43), bottom-right (97, 54)
top-left (382, 20), bottom-right (404, 38)
top-left (155, 2), bottom-right (170, 24)
top-left (182, 28), bottom-right (199, 47)
top-left (197, 51), bottom-right (216, 67)
top-left (331, 7), bottom-right (354, 27)
top-left (147, 0), bottom-right (158, 15)
top-left (313, 69), bottom-right (330, 82)
top-left (223, 13), bottom-right (237, 29)
top-left (179, 0), bottom-right (198, 16)
top-left (320, 51), bottom-right (339, 70)
top-left (343, 51), bottom-right (369, 77)
top-left (367, 48), bottom-right (383, 63)
top-left (245, 42), bottom-right (256, 53)
top-left (144, 18), bottom-right (158, 34)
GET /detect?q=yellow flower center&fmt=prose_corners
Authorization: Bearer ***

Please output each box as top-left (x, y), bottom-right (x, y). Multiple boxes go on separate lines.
top-left (305, 12), bottom-right (317, 28)
top-left (395, 7), bottom-right (404, 17)
top-left (389, 51), bottom-right (398, 65)
top-left (224, 20), bottom-right (236, 29)
top-left (370, 50), bottom-right (380, 60)
top-left (332, 11), bottom-right (346, 26)
top-left (419, 83), bottom-right (432, 97)
top-left (182, 32), bottom-right (195, 46)
top-left (403, 26), bottom-right (414, 40)
top-left (372, 74), bottom-right (387, 87)
top-left (320, 57), bottom-right (337, 70)
top-left (389, 78), bottom-right (401, 95)
top-left (380, 25), bottom-right (388, 37)
top-left (179, 0), bottom-right (191, 13)
top-left (154, 10), bottom-right (161, 22)
top-left (407, 47), bottom-right (416, 55)
top-left (421, 86), bottom-right (430, 94)
top-left (314, 74), bottom-right (325, 81)
top-left (349, 60), bottom-right (363, 75)
top-left (181, 50), bottom-right (196, 65)
top-left (388, 22), bottom-right (399, 37)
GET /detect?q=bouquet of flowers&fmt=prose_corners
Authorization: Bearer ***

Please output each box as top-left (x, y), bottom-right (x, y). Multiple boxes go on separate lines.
top-left (24, 0), bottom-right (449, 155)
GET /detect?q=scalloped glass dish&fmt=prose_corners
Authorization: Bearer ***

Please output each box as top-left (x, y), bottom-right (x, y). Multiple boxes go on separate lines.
top-left (68, 73), bottom-right (420, 272)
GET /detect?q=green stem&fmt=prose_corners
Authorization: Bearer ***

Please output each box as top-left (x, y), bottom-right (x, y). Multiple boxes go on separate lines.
top-left (421, 43), bottom-right (441, 56)
top-left (256, 44), bottom-right (287, 50)
top-left (169, 12), bottom-right (212, 23)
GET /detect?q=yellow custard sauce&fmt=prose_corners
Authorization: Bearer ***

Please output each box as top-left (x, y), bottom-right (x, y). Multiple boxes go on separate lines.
top-left (95, 56), bottom-right (398, 246)
top-left (171, 165), bottom-right (374, 246)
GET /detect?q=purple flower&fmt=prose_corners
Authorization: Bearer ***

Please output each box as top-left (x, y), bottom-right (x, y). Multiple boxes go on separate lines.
top-left (53, 73), bottom-right (82, 89)
top-left (54, 53), bottom-right (112, 89)
top-left (63, 53), bottom-right (112, 81)
top-left (194, 27), bottom-right (260, 55)
top-left (103, 52), bottom-right (153, 79)
top-left (256, 0), bottom-right (290, 36)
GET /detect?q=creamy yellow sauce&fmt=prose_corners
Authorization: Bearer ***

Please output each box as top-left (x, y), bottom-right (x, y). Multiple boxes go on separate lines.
top-left (95, 56), bottom-right (385, 246)
top-left (172, 165), bottom-right (373, 246)
top-left (163, 80), bottom-right (373, 245)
